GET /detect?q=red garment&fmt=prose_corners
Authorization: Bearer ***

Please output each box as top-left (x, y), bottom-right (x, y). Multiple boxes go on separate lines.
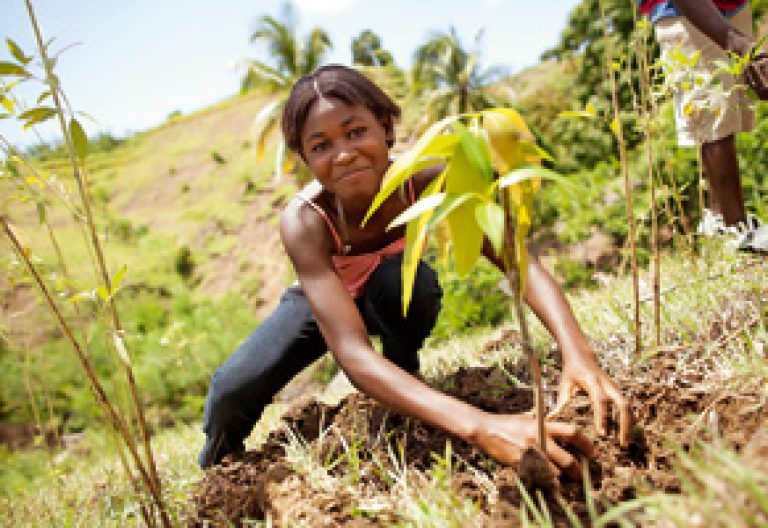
top-left (295, 179), bottom-right (416, 298)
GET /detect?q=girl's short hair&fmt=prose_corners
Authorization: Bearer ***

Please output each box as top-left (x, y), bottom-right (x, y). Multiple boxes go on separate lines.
top-left (282, 64), bottom-right (401, 154)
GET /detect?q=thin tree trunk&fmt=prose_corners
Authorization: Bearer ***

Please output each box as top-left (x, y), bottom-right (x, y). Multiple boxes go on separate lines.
top-left (599, 0), bottom-right (642, 354)
top-left (501, 190), bottom-right (545, 451)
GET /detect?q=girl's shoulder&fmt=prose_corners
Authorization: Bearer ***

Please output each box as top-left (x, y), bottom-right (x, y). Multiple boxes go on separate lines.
top-left (280, 180), bottom-right (336, 254)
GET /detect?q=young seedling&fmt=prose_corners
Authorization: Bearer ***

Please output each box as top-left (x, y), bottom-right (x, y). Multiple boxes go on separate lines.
top-left (364, 107), bottom-right (570, 455)
top-left (0, 3), bottom-right (169, 525)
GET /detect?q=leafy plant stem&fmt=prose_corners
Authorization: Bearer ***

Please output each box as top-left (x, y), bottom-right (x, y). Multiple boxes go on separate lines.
top-left (635, 7), bottom-right (661, 346)
top-left (21, 2), bottom-right (169, 523)
top-left (1, 216), bottom-right (161, 527)
top-left (599, 0), bottom-right (641, 354)
top-left (501, 188), bottom-right (545, 451)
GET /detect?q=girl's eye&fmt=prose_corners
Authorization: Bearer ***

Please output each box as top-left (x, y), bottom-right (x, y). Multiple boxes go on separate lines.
top-left (310, 140), bottom-right (330, 153)
top-left (348, 126), bottom-right (367, 139)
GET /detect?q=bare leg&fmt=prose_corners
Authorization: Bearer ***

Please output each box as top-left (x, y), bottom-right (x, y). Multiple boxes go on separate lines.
top-left (700, 134), bottom-right (746, 226)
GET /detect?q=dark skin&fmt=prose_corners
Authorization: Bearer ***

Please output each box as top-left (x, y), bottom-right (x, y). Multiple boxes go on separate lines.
top-left (674, 0), bottom-right (768, 226)
top-left (280, 96), bottom-right (631, 477)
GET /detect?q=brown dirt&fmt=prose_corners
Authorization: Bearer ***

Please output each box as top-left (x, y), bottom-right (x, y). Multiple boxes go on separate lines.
top-left (189, 303), bottom-right (768, 528)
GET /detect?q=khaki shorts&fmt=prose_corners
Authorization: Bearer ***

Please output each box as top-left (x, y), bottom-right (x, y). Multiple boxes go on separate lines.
top-left (655, 6), bottom-right (755, 146)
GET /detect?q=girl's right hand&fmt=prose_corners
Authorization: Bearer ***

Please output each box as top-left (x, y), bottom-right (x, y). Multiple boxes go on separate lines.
top-left (473, 413), bottom-right (595, 479)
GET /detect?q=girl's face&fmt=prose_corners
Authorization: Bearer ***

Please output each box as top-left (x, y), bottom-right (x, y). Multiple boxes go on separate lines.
top-left (300, 97), bottom-right (392, 203)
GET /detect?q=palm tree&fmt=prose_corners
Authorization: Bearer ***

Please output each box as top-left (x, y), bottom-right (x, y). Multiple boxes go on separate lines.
top-left (241, 3), bottom-right (332, 182)
top-left (351, 29), bottom-right (394, 67)
top-left (412, 27), bottom-right (508, 131)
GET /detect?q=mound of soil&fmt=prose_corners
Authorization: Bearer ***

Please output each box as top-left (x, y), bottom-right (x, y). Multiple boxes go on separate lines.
top-left (190, 299), bottom-right (767, 526)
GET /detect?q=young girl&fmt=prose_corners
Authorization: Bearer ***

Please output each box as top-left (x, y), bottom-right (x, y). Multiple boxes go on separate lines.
top-left (199, 65), bottom-right (631, 476)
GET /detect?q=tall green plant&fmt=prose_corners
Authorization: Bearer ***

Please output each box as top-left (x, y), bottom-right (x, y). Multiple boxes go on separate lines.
top-left (364, 108), bottom-right (568, 451)
top-left (0, 3), bottom-right (169, 525)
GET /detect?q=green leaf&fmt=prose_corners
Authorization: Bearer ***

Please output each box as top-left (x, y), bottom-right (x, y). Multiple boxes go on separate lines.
top-left (96, 285), bottom-right (109, 301)
top-left (444, 148), bottom-right (485, 276)
top-left (69, 117), bottom-right (87, 160)
top-left (363, 115), bottom-right (458, 226)
top-left (610, 117), bottom-right (620, 138)
top-left (387, 192), bottom-right (446, 229)
top-left (0, 112), bottom-right (10, 120)
top-left (19, 106), bottom-right (56, 129)
top-left (68, 290), bottom-right (93, 303)
top-left (400, 171), bottom-right (447, 314)
top-left (36, 90), bottom-right (51, 104)
top-left (558, 110), bottom-right (595, 119)
top-left (481, 108), bottom-right (535, 173)
top-left (0, 61), bottom-right (30, 77)
top-left (0, 94), bottom-right (14, 113)
top-left (519, 142), bottom-right (554, 162)
top-left (36, 202), bottom-right (46, 224)
top-left (497, 166), bottom-right (572, 190)
top-left (426, 192), bottom-right (476, 230)
top-left (453, 121), bottom-right (492, 182)
top-left (110, 265), bottom-right (127, 296)
top-left (6, 38), bottom-right (32, 65)
top-left (474, 201), bottom-right (505, 254)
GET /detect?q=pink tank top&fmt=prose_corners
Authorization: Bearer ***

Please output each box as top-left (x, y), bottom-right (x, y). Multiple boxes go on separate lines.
top-left (295, 180), bottom-right (416, 298)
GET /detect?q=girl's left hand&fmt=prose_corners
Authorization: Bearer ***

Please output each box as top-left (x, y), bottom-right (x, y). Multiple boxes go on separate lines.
top-left (547, 352), bottom-right (632, 447)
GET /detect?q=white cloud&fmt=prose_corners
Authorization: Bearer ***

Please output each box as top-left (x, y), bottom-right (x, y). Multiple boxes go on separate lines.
top-left (294, 0), bottom-right (357, 13)
top-left (485, 0), bottom-right (501, 7)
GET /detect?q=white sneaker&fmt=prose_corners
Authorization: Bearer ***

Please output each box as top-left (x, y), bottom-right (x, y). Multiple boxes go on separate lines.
top-left (696, 209), bottom-right (736, 237)
top-left (737, 216), bottom-right (768, 254)
top-left (697, 209), bottom-right (766, 254)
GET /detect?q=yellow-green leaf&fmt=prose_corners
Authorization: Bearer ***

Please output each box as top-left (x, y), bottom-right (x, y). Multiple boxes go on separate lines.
top-left (110, 265), bottom-right (127, 296)
top-left (497, 166), bottom-right (570, 191)
top-left (69, 118), bottom-right (88, 160)
top-left (19, 107), bottom-right (56, 129)
top-left (36, 90), bottom-right (51, 104)
top-left (388, 192), bottom-right (446, 229)
top-left (6, 38), bottom-right (32, 65)
top-left (96, 285), bottom-right (109, 301)
top-left (36, 202), bottom-right (46, 224)
top-left (453, 121), bottom-right (492, 182)
top-left (426, 192), bottom-right (475, 230)
top-left (0, 61), bottom-right (30, 77)
top-left (0, 95), bottom-right (14, 113)
top-left (474, 201), bottom-right (505, 254)
top-left (558, 110), bottom-right (595, 119)
top-left (445, 148), bottom-right (485, 276)
top-left (481, 108), bottom-right (535, 174)
top-left (68, 290), bottom-right (93, 303)
top-left (610, 117), bottom-right (620, 138)
top-left (401, 171), bottom-right (446, 314)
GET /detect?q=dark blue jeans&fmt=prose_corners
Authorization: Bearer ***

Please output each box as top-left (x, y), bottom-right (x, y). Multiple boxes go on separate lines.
top-left (199, 254), bottom-right (442, 468)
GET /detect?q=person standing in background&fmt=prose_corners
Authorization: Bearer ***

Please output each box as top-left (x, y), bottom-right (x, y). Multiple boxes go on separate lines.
top-left (638, 0), bottom-right (768, 253)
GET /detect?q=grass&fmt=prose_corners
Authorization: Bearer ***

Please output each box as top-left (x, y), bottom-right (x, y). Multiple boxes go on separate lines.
top-left (1, 245), bottom-right (764, 526)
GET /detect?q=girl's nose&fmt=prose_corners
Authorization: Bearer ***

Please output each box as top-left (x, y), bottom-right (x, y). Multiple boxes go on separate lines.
top-left (334, 148), bottom-right (355, 164)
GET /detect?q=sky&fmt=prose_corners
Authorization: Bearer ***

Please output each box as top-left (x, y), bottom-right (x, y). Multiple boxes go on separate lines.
top-left (1, 0), bottom-right (579, 147)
